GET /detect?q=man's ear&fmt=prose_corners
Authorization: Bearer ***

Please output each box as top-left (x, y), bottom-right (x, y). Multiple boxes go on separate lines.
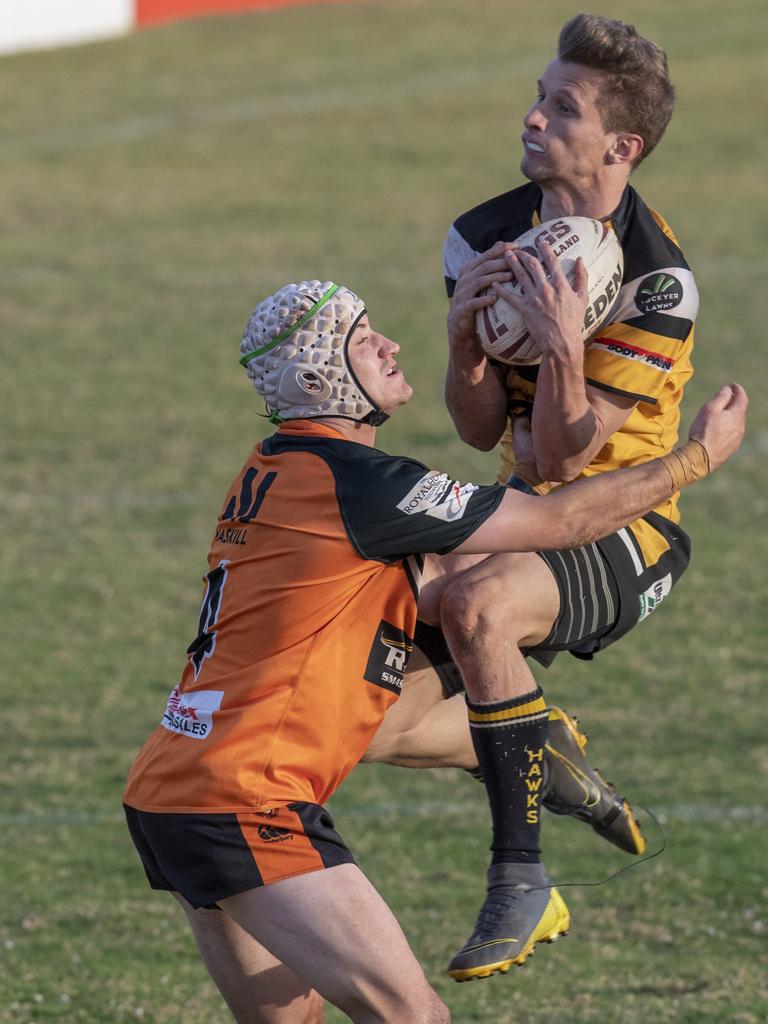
top-left (607, 133), bottom-right (644, 166)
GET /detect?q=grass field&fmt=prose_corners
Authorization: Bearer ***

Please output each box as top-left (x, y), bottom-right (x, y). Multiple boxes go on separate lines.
top-left (1, 0), bottom-right (767, 1021)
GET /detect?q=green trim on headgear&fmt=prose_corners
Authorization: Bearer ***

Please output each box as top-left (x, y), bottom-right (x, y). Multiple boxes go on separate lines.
top-left (239, 283), bottom-right (340, 367)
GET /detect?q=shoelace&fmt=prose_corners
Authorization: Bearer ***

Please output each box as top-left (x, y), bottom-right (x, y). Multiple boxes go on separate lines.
top-left (473, 886), bottom-right (531, 935)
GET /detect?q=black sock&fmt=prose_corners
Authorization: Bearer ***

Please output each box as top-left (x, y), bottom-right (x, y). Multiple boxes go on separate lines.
top-left (467, 687), bottom-right (549, 865)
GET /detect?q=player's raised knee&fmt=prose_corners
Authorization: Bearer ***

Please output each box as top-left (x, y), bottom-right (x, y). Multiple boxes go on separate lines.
top-left (440, 574), bottom-right (522, 651)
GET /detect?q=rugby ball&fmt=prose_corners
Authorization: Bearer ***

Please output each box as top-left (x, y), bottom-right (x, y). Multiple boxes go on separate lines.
top-left (475, 217), bottom-right (624, 365)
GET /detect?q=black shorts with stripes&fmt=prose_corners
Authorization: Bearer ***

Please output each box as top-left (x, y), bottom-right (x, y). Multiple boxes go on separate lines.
top-left (414, 511), bottom-right (691, 689)
top-left (531, 511), bottom-right (690, 666)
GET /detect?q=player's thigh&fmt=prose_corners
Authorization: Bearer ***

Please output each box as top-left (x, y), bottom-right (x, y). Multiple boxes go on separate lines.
top-left (218, 864), bottom-right (448, 1024)
top-left (174, 893), bottom-right (324, 1024)
top-left (440, 550), bottom-right (561, 647)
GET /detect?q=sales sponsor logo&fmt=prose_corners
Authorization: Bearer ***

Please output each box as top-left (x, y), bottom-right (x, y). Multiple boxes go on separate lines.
top-left (425, 481), bottom-right (479, 522)
top-left (364, 620), bottom-right (414, 696)
top-left (638, 573), bottom-right (672, 622)
top-left (161, 686), bottom-right (224, 739)
top-left (591, 339), bottom-right (674, 373)
top-left (396, 471), bottom-right (452, 515)
top-left (636, 272), bottom-right (683, 314)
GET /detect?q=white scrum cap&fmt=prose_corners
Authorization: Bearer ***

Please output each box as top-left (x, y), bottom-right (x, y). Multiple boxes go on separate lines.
top-left (239, 281), bottom-right (387, 425)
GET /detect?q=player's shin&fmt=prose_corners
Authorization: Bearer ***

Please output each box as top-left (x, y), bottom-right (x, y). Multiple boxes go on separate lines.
top-left (466, 687), bottom-right (549, 864)
top-left (449, 687), bottom-right (569, 981)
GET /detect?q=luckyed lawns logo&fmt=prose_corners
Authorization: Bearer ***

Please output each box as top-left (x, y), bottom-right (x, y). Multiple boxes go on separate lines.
top-left (636, 272), bottom-right (683, 314)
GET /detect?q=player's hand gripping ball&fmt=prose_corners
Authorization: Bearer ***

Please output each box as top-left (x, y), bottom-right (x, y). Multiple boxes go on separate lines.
top-left (475, 217), bottom-right (624, 365)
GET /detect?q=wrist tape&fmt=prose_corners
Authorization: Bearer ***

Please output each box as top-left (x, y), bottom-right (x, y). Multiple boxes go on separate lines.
top-left (659, 440), bottom-right (710, 491)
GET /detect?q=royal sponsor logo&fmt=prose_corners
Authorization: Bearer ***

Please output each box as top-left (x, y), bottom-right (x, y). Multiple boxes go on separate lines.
top-left (425, 481), bottom-right (479, 523)
top-left (638, 573), bottom-right (673, 622)
top-left (636, 272), bottom-right (683, 314)
top-left (161, 686), bottom-right (224, 739)
top-left (396, 472), bottom-right (451, 515)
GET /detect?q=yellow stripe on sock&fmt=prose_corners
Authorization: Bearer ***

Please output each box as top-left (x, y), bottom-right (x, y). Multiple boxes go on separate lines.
top-left (467, 695), bottom-right (547, 724)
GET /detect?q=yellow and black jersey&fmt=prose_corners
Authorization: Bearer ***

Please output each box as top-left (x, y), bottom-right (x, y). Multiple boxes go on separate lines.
top-left (124, 420), bottom-right (504, 815)
top-left (443, 183), bottom-right (698, 572)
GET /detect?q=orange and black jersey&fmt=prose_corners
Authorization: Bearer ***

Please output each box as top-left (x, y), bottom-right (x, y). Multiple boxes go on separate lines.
top-left (124, 421), bottom-right (503, 815)
top-left (443, 182), bottom-right (698, 571)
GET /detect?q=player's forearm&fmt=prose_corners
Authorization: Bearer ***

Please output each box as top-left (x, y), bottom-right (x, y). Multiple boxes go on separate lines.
top-left (542, 453), bottom-right (691, 549)
top-left (531, 351), bottom-right (603, 481)
top-left (444, 356), bottom-right (507, 451)
top-left (462, 452), bottom-right (685, 555)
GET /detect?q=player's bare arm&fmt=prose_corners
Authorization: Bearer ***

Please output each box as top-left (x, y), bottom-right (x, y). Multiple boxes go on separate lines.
top-left (455, 382), bottom-right (747, 556)
top-left (444, 244), bottom-right (513, 450)
top-left (502, 242), bottom-right (637, 480)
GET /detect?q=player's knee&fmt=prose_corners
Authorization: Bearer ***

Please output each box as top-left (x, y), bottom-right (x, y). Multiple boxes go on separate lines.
top-left (440, 576), bottom-right (518, 653)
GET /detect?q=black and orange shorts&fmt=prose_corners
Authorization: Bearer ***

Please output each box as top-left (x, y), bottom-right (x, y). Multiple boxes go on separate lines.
top-left (124, 802), bottom-right (355, 909)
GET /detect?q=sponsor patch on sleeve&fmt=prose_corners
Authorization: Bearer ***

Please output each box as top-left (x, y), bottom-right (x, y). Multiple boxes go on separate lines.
top-left (589, 339), bottom-right (675, 373)
top-left (161, 686), bottom-right (224, 739)
top-left (425, 481), bottom-right (480, 522)
top-left (396, 471), bottom-right (453, 515)
top-left (605, 266), bottom-right (699, 324)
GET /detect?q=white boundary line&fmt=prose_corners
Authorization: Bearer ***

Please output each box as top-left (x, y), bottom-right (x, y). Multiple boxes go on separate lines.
top-left (1, 803), bottom-right (765, 827)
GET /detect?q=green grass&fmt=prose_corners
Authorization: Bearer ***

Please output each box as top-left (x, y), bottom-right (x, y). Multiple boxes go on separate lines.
top-left (1, 0), bottom-right (767, 1020)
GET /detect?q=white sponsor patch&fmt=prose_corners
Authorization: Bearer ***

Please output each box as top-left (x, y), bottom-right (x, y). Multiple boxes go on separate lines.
top-left (425, 481), bottom-right (479, 522)
top-left (397, 472), bottom-right (452, 515)
top-left (161, 686), bottom-right (224, 740)
top-left (638, 573), bottom-right (673, 622)
top-left (606, 266), bottom-right (699, 325)
top-left (442, 224), bottom-right (480, 281)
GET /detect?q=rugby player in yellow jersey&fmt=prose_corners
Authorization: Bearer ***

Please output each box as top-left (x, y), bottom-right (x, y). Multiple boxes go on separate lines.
top-left (124, 279), bottom-right (745, 1023)
top-left (363, 14), bottom-right (711, 981)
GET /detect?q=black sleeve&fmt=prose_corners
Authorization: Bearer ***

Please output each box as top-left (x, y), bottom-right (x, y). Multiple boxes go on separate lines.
top-left (328, 445), bottom-right (505, 562)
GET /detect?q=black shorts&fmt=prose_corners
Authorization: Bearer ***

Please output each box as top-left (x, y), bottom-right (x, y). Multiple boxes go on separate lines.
top-left (415, 511), bottom-right (691, 686)
top-left (124, 802), bottom-right (356, 910)
top-left (532, 510), bottom-right (691, 665)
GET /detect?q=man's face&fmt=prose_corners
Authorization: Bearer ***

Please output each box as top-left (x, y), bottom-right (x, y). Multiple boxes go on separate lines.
top-left (347, 315), bottom-right (413, 415)
top-left (520, 58), bottom-right (617, 187)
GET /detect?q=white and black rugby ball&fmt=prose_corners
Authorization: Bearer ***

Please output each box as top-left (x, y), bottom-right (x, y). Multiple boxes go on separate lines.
top-left (475, 217), bottom-right (624, 365)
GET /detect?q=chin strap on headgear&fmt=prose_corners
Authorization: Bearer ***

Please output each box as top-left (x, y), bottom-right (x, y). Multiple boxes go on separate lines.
top-left (239, 280), bottom-right (388, 426)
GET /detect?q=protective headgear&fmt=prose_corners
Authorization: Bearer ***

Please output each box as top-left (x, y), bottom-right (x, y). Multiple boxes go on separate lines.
top-left (239, 281), bottom-right (388, 426)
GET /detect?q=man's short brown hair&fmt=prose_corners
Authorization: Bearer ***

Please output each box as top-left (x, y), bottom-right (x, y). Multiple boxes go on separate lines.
top-left (558, 13), bottom-right (675, 164)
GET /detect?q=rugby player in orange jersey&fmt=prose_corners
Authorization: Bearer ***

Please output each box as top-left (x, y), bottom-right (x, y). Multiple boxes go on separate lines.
top-left (123, 277), bottom-right (746, 1024)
